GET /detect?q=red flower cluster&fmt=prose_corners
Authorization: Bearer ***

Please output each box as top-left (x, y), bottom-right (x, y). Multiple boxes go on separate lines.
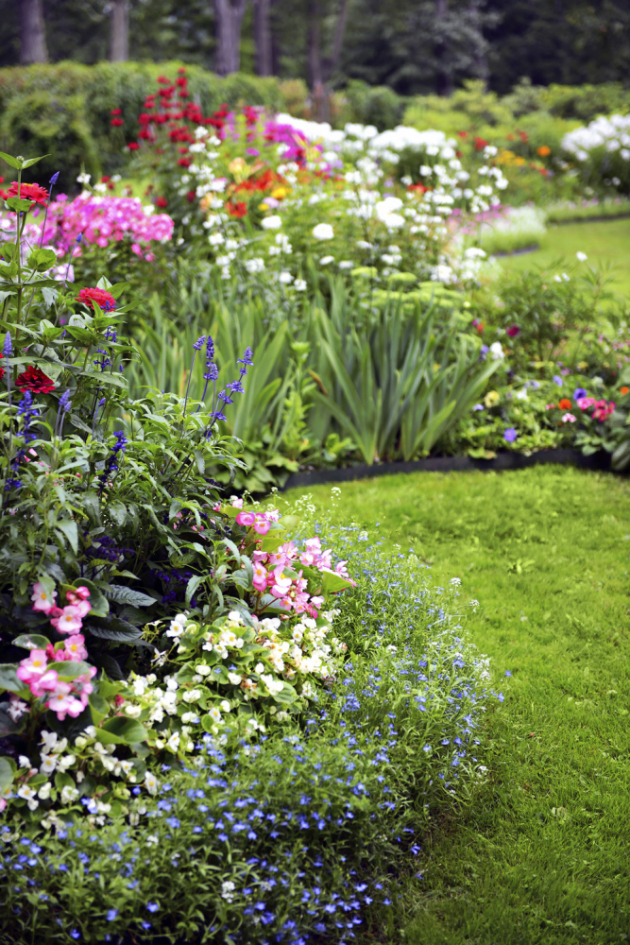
top-left (226, 200), bottom-right (247, 218)
top-left (156, 196), bottom-right (168, 208)
top-left (2, 182), bottom-right (49, 208)
top-left (16, 366), bottom-right (55, 394)
top-left (77, 287), bottom-right (117, 312)
top-left (473, 137), bottom-right (489, 151)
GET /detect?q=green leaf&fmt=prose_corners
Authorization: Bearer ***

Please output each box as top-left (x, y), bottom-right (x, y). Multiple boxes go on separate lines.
top-left (106, 500), bottom-right (127, 526)
top-left (6, 197), bottom-right (33, 213)
top-left (0, 664), bottom-right (28, 694)
top-left (0, 706), bottom-right (25, 736)
top-left (321, 569), bottom-right (355, 594)
top-left (26, 248), bottom-right (58, 272)
top-left (20, 154), bottom-right (50, 169)
top-left (185, 574), bottom-right (204, 606)
top-left (0, 151), bottom-right (22, 169)
top-left (88, 693), bottom-right (109, 725)
top-left (77, 579), bottom-right (109, 617)
top-left (0, 756), bottom-right (17, 792)
top-left (55, 660), bottom-right (93, 682)
top-left (103, 585), bottom-right (156, 608)
top-left (87, 618), bottom-right (144, 644)
top-left (12, 634), bottom-right (50, 650)
top-left (42, 287), bottom-right (59, 309)
top-left (54, 771), bottom-right (75, 792)
top-left (55, 519), bottom-right (78, 554)
top-left (97, 717), bottom-right (147, 745)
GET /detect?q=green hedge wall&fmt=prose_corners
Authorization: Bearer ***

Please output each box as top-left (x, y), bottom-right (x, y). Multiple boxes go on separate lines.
top-left (0, 61), bottom-right (284, 191)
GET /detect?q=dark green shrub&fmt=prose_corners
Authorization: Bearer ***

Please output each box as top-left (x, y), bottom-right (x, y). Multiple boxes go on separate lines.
top-left (0, 88), bottom-right (100, 188)
top-left (344, 79), bottom-right (405, 130)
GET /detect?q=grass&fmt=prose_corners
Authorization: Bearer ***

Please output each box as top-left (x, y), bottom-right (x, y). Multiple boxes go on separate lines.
top-left (498, 218), bottom-right (630, 301)
top-left (286, 465), bottom-right (630, 945)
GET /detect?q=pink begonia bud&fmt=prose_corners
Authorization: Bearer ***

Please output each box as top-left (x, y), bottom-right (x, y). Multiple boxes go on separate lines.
top-left (74, 587), bottom-right (91, 600)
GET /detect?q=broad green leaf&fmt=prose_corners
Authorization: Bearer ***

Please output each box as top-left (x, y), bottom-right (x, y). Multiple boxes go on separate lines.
top-left (55, 519), bottom-right (78, 553)
top-left (103, 585), bottom-right (156, 608)
top-left (20, 154), bottom-right (50, 169)
top-left (0, 664), bottom-right (28, 694)
top-left (12, 634), bottom-right (50, 650)
top-left (185, 574), bottom-right (204, 605)
top-left (97, 716), bottom-right (147, 745)
top-left (321, 569), bottom-right (355, 594)
top-left (0, 151), bottom-right (22, 169)
top-left (6, 197), bottom-right (33, 213)
top-left (0, 757), bottom-right (17, 792)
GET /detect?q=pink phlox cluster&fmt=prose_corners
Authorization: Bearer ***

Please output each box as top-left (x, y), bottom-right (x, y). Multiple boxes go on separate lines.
top-left (577, 396), bottom-right (615, 421)
top-left (43, 194), bottom-right (174, 260)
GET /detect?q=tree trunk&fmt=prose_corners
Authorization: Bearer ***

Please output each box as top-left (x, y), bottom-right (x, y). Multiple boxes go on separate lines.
top-left (110, 0), bottom-right (129, 62)
top-left (214, 0), bottom-right (249, 76)
top-left (434, 0), bottom-right (451, 97)
top-left (328, 0), bottom-right (349, 80)
top-left (254, 0), bottom-right (272, 76)
top-left (19, 0), bottom-right (48, 64)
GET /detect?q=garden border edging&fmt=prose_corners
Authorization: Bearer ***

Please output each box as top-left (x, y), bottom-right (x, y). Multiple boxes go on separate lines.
top-left (282, 448), bottom-right (615, 490)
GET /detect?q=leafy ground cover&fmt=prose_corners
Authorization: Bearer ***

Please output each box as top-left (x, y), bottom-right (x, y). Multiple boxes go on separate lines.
top-left (286, 465), bottom-right (630, 944)
top-left (499, 218), bottom-right (630, 300)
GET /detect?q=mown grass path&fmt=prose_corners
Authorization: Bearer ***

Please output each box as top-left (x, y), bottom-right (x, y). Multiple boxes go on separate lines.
top-left (288, 466), bottom-right (630, 945)
top-left (499, 217), bottom-right (630, 300)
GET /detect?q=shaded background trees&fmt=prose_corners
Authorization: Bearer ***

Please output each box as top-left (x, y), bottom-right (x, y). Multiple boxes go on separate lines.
top-left (2, 0), bottom-right (630, 94)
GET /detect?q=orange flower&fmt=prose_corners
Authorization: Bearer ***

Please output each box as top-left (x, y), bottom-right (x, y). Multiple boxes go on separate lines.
top-left (620, 386), bottom-right (629, 395)
top-left (558, 398), bottom-right (572, 410)
top-left (537, 145), bottom-right (551, 156)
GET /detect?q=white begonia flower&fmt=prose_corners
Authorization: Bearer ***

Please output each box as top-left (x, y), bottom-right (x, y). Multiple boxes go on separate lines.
top-left (294, 279), bottom-right (307, 291)
top-left (166, 732), bottom-right (180, 752)
top-left (61, 785), bottom-right (79, 805)
top-left (244, 257), bottom-right (265, 274)
top-left (261, 214), bottom-right (282, 229)
top-left (320, 255), bottom-right (334, 265)
top-left (195, 664), bottom-right (211, 676)
top-left (312, 223), bottom-right (334, 240)
top-left (145, 772), bottom-right (159, 795)
top-left (208, 706), bottom-right (223, 723)
top-left (124, 704), bottom-right (142, 718)
top-left (279, 270), bottom-right (293, 283)
top-left (38, 782), bottom-right (52, 800)
top-left (228, 672), bottom-right (242, 685)
top-left (183, 688), bottom-right (202, 703)
top-left (220, 700), bottom-right (231, 713)
top-left (489, 341), bottom-right (505, 360)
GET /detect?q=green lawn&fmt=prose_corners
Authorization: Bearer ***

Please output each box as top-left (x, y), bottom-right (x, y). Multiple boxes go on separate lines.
top-left (286, 465), bottom-right (630, 945)
top-left (499, 218), bottom-right (630, 301)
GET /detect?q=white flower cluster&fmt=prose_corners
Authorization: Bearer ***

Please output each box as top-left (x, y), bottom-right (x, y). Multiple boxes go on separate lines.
top-left (563, 114), bottom-right (630, 163)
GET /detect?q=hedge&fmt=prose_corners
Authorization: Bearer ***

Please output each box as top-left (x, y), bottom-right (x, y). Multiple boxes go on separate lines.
top-left (0, 61), bottom-right (285, 191)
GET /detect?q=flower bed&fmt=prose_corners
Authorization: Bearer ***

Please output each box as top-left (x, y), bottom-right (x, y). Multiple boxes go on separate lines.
top-left (0, 149), bottom-right (504, 943)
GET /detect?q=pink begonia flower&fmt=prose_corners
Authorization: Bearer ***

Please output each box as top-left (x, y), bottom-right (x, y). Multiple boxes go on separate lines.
top-left (270, 566), bottom-right (292, 599)
top-left (47, 693), bottom-right (85, 720)
top-left (265, 508), bottom-right (281, 523)
top-left (253, 563), bottom-right (268, 593)
top-left (71, 668), bottom-right (97, 703)
top-left (253, 515), bottom-right (270, 536)
top-left (74, 587), bottom-right (91, 600)
top-left (230, 496), bottom-right (243, 509)
top-left (50, 605), bottom-right (84, 634)
top-left (236, 511), bottom-right (256, 527)
top-left (31, 582), bottom-right (57, 614)
top-left (561, 413), bottom-right (577, 423)
top-left (63, 635), bottom-right (88, 661)
top-left (16, 650), bottom-right (48, 684)
top-left (29, 669), bottom-right (61, 697)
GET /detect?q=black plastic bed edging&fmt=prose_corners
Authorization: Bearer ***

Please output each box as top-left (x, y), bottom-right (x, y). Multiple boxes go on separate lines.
top-left (281, 448), bottom-right (615, 490)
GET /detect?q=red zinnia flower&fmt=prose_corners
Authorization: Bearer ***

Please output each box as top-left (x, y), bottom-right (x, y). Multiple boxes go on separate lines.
top-left (110, 108), bottom-right (123, 116)
top-left (16, 366), bottom-right (55, 394)
top-left (127, 142), bottom-right (140, 151)
top-left (186, 190), bottom-right (196, 203)
top-left (6, 182), bottom-right (49, 208)
top-left (156, 196), bottom-right (168, 208)
top-left (77, 287), bottom-right (117, 312)
top-left (473, 137), bottom-right (489, 151)
top-left (226, 200), bottom-right (247, 218)
top-left (111, 118), bottom-right (124, 127)
top-left (177, 157), bottom-right (191, 167)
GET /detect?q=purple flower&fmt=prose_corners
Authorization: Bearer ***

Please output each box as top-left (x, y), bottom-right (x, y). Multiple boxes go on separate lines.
top-left (573, 387), bottom-right (587, 401)
top-left (552, 375), bottom-right (563, 386)
top-left (3, 331), bottom-right (12, 358)
top-left (237, 347), bottom-right (254, 366)
top-left (193, 335), bottom-right (207, 351)
top-left (50, 172), bottom-right (60, 186)
top-left (472, 403), bottom-right (484, 411)
top-left (146, 902), bottom-right (159, 913)
top-left (504, 428), bottom-right (517, 442)
top-left (106, 910), bottom-right (118, 921)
